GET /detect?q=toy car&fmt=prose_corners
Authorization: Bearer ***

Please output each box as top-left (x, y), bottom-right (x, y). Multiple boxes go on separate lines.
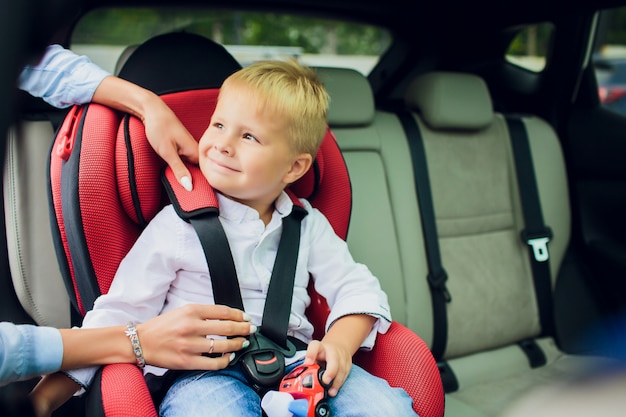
top-left (262, 362), bottom-right (331, 417)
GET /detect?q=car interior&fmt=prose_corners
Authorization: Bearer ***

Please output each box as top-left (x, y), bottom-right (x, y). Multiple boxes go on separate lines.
top-left (3, 0), bottom-right (626, 416)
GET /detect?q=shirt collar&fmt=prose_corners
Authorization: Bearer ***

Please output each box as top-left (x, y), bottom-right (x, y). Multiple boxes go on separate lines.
top-left (216, 191), bottom-right (294, 223)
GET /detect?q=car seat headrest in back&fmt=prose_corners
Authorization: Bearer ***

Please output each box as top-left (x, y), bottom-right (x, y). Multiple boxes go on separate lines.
top-left (117, 31), bottom-right (242, 94)
top-left (114, 44), bottom-right (138, 75)
top-left (404, 71), bottom-right (494, 131)
top-left (314, 67), bottom-right (375, 127)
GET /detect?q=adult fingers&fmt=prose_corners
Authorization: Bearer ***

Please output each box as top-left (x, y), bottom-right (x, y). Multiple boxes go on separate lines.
top-left (181, 351), bottom-right (237, 371)
top-left (184, 304), bottom-right (256, 337)
top-left (179, 335), bottom-right (248, 355)
top-left (178, 336), bottom-right (249, 371)
top-left (158, 144), bottom-right (194, 191)
top-left (187, 304), bottom-right (249, 322)
top-left (176, 134), bottom-right (199, 164)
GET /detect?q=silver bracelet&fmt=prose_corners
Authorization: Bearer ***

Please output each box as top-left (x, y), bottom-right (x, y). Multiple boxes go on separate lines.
top-left (125, 321), bottom-right (146, 369)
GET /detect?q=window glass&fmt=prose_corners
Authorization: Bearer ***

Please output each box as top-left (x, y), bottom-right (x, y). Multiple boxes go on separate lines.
top-left (593, 7), bottom-right (626, 115)
top-left (71, 8), bottom-right (391, 75)
top-left (505, 23), bottom-right (553, 72)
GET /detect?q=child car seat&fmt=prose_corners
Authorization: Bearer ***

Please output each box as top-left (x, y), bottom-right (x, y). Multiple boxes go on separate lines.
top-left (48, 32), bottom-right (444, 417)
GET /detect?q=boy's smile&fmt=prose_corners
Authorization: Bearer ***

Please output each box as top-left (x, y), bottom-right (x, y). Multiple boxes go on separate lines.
top-left (206, 154), bottom-right (240, 174)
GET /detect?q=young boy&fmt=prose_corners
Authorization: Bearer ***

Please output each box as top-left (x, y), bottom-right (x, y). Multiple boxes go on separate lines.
top-left (30, 59), bottom-right (417, 417)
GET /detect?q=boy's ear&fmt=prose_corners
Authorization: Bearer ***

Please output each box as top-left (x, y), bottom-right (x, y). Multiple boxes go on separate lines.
top-left (284, 153), bottom-right (313, 184)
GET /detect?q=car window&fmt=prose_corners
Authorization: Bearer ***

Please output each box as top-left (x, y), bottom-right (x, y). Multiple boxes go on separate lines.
top-left (505, 23), bottom-right (553, 72)
top-left (71, 8), bottom-right (391, 76)
top-left (593, 6), bottom-right (626, 114)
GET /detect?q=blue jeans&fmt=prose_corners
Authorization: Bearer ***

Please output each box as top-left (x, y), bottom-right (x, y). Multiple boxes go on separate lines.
top-left (159, 360), bottom-right (418, 417)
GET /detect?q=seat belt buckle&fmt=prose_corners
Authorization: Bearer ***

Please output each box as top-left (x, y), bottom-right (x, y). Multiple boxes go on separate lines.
top-left (232, 329), bottom-right (298, 395)
top-left (528, 237), bottom-right (550, 262)
top-left (521, 228), bottom-right (553, 262)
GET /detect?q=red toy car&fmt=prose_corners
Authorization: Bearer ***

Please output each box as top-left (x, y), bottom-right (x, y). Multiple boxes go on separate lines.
top-left (262, 362), bottom-right (331, 417)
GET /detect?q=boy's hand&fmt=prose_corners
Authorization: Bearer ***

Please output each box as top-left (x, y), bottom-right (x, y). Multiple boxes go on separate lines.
top-left (304, 340), bottom-right (352, 397)
top-left (304, 314), bottom-right (377, 397)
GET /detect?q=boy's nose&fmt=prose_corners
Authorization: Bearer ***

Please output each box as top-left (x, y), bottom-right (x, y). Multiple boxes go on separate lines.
top-left (213, 136), bottom-right (233, 154)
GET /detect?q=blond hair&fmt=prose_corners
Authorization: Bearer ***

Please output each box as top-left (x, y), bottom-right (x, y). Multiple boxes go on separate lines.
top-left (221, 59), bottom-right (329, 156)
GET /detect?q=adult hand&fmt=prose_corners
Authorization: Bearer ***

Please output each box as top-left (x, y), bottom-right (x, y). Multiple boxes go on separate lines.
top-left (92, 76), bottom-right (200, 191)
top-left (141, 92), bottom-right (199, 191)
top-left (137, 304), bottom-right (255, 370)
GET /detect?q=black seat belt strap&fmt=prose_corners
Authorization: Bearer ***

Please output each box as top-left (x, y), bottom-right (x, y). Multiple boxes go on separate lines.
top-left (191, 207), bottom-right (307, 345)
top-left (189, 206), bottom-right (306, 347)
top-left (191, 204), bottom-right (307, 391)
top-left (398, 110), bottom-right (450, 362)
top-left (262, 206), bottom-right (308, 347)
top-left (190, 213), bottom-right (245, 310)
top-left (506, 115), bottom-right (555, 337)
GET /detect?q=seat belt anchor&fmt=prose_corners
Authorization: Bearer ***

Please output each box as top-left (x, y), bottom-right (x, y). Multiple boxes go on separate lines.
top-left (428, 270), bottom-right (452, 302)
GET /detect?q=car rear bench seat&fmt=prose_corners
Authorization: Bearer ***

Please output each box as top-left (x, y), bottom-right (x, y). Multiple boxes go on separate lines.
top-left (315, 67), bottom-right (616, 416)
top-left (401, 71), bottom-right (615, 416)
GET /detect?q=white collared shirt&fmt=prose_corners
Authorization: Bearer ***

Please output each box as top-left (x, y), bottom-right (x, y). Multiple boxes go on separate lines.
top-left (69, 191), bottom-right (391, 388)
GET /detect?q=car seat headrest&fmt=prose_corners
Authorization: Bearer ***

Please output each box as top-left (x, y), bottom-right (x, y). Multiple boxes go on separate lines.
top-left (404, 71), bottom-right (493, 131)
top-left (314, 67), bottom-right (374, 127)
top-left (117, 31), bottom-right (242, 94)
top-left (116, 89), bottom-right (220, 226)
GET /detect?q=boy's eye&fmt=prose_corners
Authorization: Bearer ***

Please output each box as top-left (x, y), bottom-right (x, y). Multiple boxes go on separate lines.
top-left (243, 133), bottom-right (258, 142)
top-left (214, 123), bottom-right (224, 129)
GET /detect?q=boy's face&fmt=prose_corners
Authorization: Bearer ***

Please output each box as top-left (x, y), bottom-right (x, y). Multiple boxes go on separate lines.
top-left (198, 82), bottom-right (310, 212)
